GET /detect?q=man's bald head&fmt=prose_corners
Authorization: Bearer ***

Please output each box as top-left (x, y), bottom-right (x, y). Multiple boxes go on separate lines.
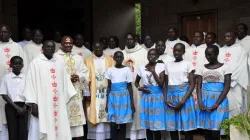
top-left (61, 36), bottom-right (73, 43)
top-left (61, 36), bottom-right (73, 53)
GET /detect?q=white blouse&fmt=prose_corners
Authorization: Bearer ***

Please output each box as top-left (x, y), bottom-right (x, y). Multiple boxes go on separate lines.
top-left (105, 66), bottom-right (133, 83)
top-left (195, 64), bottom-right (232, 83)
top-left (165, 60), bottom-right (194, 85)
top-left (137, 63), bottom-right (165, 86)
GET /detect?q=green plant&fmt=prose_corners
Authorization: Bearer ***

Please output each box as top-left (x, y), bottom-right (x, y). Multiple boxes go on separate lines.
top-left (221, 112), bottom-right (250, 137)
top-left (135, 3), bottom-right (141, 37)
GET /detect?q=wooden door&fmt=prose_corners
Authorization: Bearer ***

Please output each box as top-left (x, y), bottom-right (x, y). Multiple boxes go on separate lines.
top-left (179, 10), bottom-right (217, 45)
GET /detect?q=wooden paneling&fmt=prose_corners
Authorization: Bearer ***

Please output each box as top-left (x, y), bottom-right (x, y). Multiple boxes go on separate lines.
top-left (179, 10), bottom-right (217, 44)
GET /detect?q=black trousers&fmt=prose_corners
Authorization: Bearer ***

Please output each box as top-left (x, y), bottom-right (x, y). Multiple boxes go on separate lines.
top-left (5, 102), bottom-right (28, 140)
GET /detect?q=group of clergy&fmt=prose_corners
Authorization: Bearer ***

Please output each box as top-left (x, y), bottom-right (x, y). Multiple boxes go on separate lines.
top-left (0, 22), bottom-right (249, 140)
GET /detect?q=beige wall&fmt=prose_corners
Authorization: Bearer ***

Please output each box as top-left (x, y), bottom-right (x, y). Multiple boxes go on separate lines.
top-left (92, 0), bottom-right (136, 47)
top-left (0, 0), bottom-right (18, 41)
top-left (142, 0), bottom-right (250, 45)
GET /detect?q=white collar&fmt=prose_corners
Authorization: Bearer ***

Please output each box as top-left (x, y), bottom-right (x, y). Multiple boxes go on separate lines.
top-left (56, 49), bottom-right (76, 56)
top-left (191, 44), bottom-right (207, 48)
top-left (39, 53), bottom-right (56, 61)
top-left (167, 38), bottom-right (180, 42)
top-left (10, 72), bottom-right (24, 78)
top-left (125, 43), bottom-right (142, 53)
top-left (29, 40), bottom-right (42, 47)
top-left (0, 38), bottom-right (14, 44)
top-left (93, 54), bottom-right (105, 60)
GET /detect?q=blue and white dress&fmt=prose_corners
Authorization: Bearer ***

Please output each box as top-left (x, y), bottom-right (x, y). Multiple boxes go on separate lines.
top-left (138, 63), bottom-right (166, 131)
top-left (195, 64), bottom-right (231, 130)
top-left (165, 60), bottom-right (196, 131)
top-left (105, 66), bottom-right (133, 124)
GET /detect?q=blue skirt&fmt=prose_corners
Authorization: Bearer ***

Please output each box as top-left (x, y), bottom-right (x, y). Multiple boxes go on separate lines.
top-left (107, 82), bottom-right (133, 124)
top-left (140, 86), bottom-right (166, 130)
top-left (197, 82), bottom-right (229, 130)
top-left (165, 83), bottom-right (196, 131)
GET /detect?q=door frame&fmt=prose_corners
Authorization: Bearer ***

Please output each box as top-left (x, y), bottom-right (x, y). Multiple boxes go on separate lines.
top-left (178, 9), bottom-right (218, 39)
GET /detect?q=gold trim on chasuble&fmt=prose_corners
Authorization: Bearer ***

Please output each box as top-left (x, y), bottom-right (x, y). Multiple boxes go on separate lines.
top-left (64, 53), bottom-right (85, 126)
top-left (84, 55), bottom-right (115, 125)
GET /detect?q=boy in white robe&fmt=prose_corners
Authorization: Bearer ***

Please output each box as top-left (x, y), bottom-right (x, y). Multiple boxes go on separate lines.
top-left (73, 34), bottom-right (92, 60)
top-left (218, 31), bottom-right (249, 117)
top-left (165, 28), bottom-right (190, 58)
top-left (122, 33), bottom-right (147, 140)
top-left (23, 29), bottom-right (43, 65)
top-left (55, 36), bottom-right (88, 138)
top-left (0, 24), bottom-right (26, 140)
top-left (24, 40), bottom-right (77, 140)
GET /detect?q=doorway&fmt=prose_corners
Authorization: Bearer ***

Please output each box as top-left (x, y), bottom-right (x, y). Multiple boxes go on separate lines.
top-left (178, 10), bottom-right (217, 45)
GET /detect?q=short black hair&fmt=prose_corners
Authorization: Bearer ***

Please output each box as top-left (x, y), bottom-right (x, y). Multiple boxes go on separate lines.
top-left (32, 29), bottom-right (43, 36)
top-left (148, 48), bottom-right (157, 54)
top-left (114, 51), bottom-right (123, 56)
top-left (237, 23), bottom-right (248, 32)
top-left (206, 45), bottom-right (219, 55)
top-left (207, 32), bottom-right (217, 40)
top-left (174, 43), bottom-right (185, 52)
top-left (194, 31), bottom-right (204, 38)
top-left (10, 56), bottom-right (23, 64)
top-left (168, 27), bottom-right (178, 32)
top-left (124, 32), bottom-right (135, 39)
top-left (0, 24), bottom-right (11, 33)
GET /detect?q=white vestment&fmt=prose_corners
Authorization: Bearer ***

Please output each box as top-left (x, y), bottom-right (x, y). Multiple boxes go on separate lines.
top-left (218, 44), bottom-right (249, 117)
top-left (23, 41), bottom-right (43, 66)
top-left (72, 45), bottom-right (92, 60)
top-left (54, 42), bottom-right (61, 53)
top-left (103, 48), bottom-right (121, 57)
top-left (87, 55), bottom-right (111, 140)
top-left (165, 38), bottom-right (190, 58)
top-left (18, 40), bottom-right (29, 47)
top-left (24, 54), bottom-right (77, 140)
top-left (123, 44), bottom-right (147, 139)
top-left (55, 50), bottom-right (89, 137)
top-left (141, 43), bottom-right (156, 51)
top-left (184, 44), bottom-right (208, 70)
top-left (158, 54), bottom-right (174, 65)
top-left (236, 35), bottom-right (250, 111)
top-left (184, 44), bottom-right (207, 105)
top-left (0, 39), bottom-right (26, 140)
top-left (213, 42), bottom-right (221, 48)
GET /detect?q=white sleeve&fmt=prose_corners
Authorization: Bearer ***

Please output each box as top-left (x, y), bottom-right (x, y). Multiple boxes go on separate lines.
top-left (137, 66), bottom-right (143, 77)
top-left (105, 68), bottom-right (111, 80)
top-left (187, 61), bottom-right (195, 73)
top-left (126, 68), bottom-right (134, 83)
top-left (195, 65), bottom-right (202, 76)
top-left (164, 64), bottom-right (169, 75)
top-left (0, 76), bottom-right (8, 95)
top-left (158, 63), bottom-right (165, 73)
top-left (224, 64), bottom-right (232, 75)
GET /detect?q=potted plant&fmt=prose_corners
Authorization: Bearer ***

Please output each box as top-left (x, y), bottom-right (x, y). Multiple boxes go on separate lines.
top-left (221, 112), bottom-right (250, 140)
